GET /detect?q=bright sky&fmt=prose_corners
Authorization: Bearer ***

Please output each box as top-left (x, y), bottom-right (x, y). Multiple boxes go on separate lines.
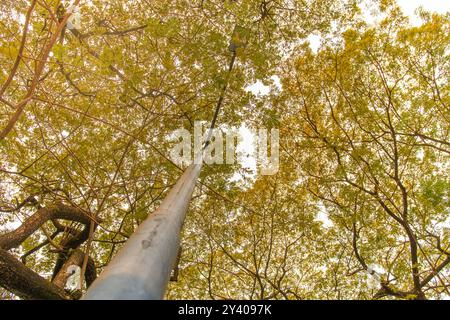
top-left (394, 0), bottom-right (450, 26)
top-left (308, 1), bottom-right (450, 52)
top-left (397, 0), bottom-right (450, 17)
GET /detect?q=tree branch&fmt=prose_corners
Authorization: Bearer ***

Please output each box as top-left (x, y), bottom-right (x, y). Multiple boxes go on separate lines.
top-left (0, 203), bottom-right (93, 251)
top-left (0, 248), bottom-right (68, 300)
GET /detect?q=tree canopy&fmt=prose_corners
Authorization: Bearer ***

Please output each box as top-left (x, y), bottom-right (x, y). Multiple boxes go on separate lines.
top-left (0, 0), bottom-right (448, 300)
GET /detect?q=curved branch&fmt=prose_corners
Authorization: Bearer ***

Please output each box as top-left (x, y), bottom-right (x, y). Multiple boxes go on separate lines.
top-left (0, 203), bottom-right (93, 251)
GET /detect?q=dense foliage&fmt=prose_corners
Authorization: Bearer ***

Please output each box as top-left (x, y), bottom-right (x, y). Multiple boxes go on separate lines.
top-left (0, 0), bottom-right (448, 299)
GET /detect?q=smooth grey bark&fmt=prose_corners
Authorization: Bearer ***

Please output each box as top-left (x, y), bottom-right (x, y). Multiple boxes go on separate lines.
top-left (82, 163), bottom-right (202, 299)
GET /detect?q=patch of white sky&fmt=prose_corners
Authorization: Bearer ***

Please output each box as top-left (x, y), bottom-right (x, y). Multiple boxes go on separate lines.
top-left (228, 76), bottom-right (281, 183)
top-left (397, 0), bottom-right (450, 24)
top-left (245, 75), bottom-right (282, 96)
top-left (228, 125), bottom-right (257, 183)
top-left (315, 203), bottom-right (334, 229)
